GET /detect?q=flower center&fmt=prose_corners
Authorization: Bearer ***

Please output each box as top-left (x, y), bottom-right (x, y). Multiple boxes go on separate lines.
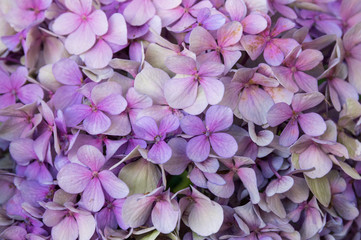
top-left (154, 135), bottom-right (162, 142)
top-left (92, 171), bottom-right (99, 178)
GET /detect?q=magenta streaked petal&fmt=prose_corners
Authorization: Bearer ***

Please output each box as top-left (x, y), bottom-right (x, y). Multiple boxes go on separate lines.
top-left (267, 102), bottom-right (293, 127)
top-left (81, 178), bottom-right (105, 212)
top-left (279, 120), bottom-right (299, 147)
top-left (148, 140), bottom-right (172, 164)
top-left (206, 105), bottom-right (233, 132)
top-left (217, 21), bottom-right (243, 47)
top-left (17, 84), bottom-right (44, 104)
top-left (83, 111), bottom-right (111, 135)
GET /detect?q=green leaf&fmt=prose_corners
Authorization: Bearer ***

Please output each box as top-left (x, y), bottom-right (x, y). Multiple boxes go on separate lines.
top-left (167, 171), bottom-right (191, 193)
top-left (137, 230), bottom-right (160, 240)
top-left (305, 175), bottom-right (331, 207)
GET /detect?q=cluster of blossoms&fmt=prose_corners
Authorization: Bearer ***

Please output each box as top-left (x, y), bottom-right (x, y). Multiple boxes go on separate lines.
top-left (1, 0), bottom-right (361, 239)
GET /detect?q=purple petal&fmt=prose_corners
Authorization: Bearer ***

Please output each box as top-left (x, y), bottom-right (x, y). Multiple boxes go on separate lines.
top-left (279, 120), bottom-right (299, 147)
top-left (206, 105), bottom-right (233, 132)
top-left (241, 35), bottom-right (266, 60)
top-left (134, 116), bottom-right (159, 140)
top-left (291, 92), bottom-right (324, 112)
top-left (83, 111), bottom-right (111, 135)
top-left (103, 13), bottom-right (127, 46)
top-left (57, 163), bottom-right (91, 194)
top-left (97, 94), bottom-right (127, 115)
top-left (17, 84), bottom-right (44, 104)
top-left (264, 42), bottom-right (284, 66)
top-left (217, 21), bottom-right (243, 47)
top-left (293, 71), bottom-right (318, 93)
top-left (295, 49), bottom-right (323, 71)
top-left (166, 55), bottom-right (197, 75)
top-left (198, 61), bottom-right (224, 77)
top-left (87, 10), bottom-right (108, 36)
top-left (123, 0), bottom-right (155, 26)
top-left (209, 132), bottom-right (238, 158)
top-left (81, 178), bottom-right (105, 212)
top-left (189, 26), bottom-right (217, 54)
top-left (298, 113), bottom-right (326, 136)
top-left (163, 138), bottom-right (191, 175)
top-left (64, 104), bottom-right (92, 127)
top-left (271, 17), bottom-right (295, 36)
top-left (9, 138), bottom-right (36, 165)
top-left (74, 212), bottom-right (96, 240)
top-left (152, 200), bottom-right (179, 234)
top-left (65, 22), bottom-right (95, 55)
top-left (265, 176), bottom-right (294, 197)
top-left (52, 59), bottom-right (83, 85)
top-left (199, 77), bottom-right (224, 105)
top-left (207, 172), bottom-right (235, 198)
top-left (77, 145), bottom-right (106, 171)
top-left (241, 13), bottom-right (267, 34)
top-left (159, 114), bottom-right (179, 135)
top-left (10, 67), bottom-right (27, 89)
top-left (186, 135), bottom-right (210, 162)
top-left (148, 141), bottom-right (172, 164)
top-left (267, 102), bottom-right (293, 127)
top-left (237, 167), bottom-right (260, 204)
top-left (99, 170), bottom-right (129, 198)
top-left (225, 0), bottom-right (246, 21)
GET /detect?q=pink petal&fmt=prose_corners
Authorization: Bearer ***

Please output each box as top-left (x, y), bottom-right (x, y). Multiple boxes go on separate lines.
top-left (103, 13), bottom-right (127, 46)
top-left (64, 104), bottom-right (92, 127)
top-left (0, 71), bottom-right (11, 93)
top-left (217, 21), bottom-right (243, 47)
top-left (52, 12), bottom-right (81, 35)
top-left (207, 172), bottom-right (235, 198)
top-left (153, 0), bottom-right (181, 9)
top-left (97, 94), bottom-right (127, 115)
top-left (279, 120), bottom-right (299, 146)
top-left (241, 14), bottom-right (268, 34)
top-left (165, 55), bottom-right (196, 75)
top-left (222, 49), bottom-right (242, 73)
top-left (0, 93), bottom-right (15, 109)
top-left (180, 115), bottom-right (206, 135)
top-left (271, 17), bottom-right (295, 36)
top-left (164, 77), bottom-right (198, 109)
top-left (87, 10), bottom-right (108, 36)
top-left (52, 216), bottom-right (78, 240)
top-left (159, 114), bottom-right (179, 135)
top-left (90, 82), bottom-right (122, 104)
top-left (298, 113), bottom-right (326, 136)
top-left (152, 200), bottom-right (179, 234)
top-left (64, 0), bottom-right (91, 15)
top-left (74, 212), bottom-right (96, 240)
top-left (202, 14), bottom-right (226, 31)
top-left (65, 22), bottom-right (96, 55)
top-left (186, 135), bottom-right (210, 162)
top-left (17, 84), bottom-right (44, 104)
top-left (57, 163), bottom-right (91, 194)
top-left (291, 92), bottom-right (324, 112)
top-left (295, 49), bottom-right (323, 71)
top-left (237, 167), bottom-right (260, 204)
top-left (267, 102), bottom-right (293, 127)
top-left (238, 86), bottom-right (274, 125)
top-left (241, 35), bottom-right (266, 60)
top-left (199, 77), bottom-right (224, 105)
top-left (82, 178), bottom-right (105, 212)
top-left (190, 166), bottom-right (207, 188)
top-left (225, 0), bottom-right (246, 21)
top-left (266, 176), bottom-right (294, 197)
top-left (83, 111), bottom-right (111, 134)
top-left (299, 144), bottom-right (332, 178)
top-left (99, 170), bottom-right (129, 198)
top-left (293, 71), bottom-right (318, 93)
top-left (198, 61), bottom-right (225, 77)
top-left (189, 26), bottom-right (217, 54)
top-left (167, 12), bottom-right (196, 32)
top-left (122, 194), bottom-right (154, 228)
top-left (205, 105), bottom-right (233, 132)
top-left (272, 66), bottom-right (298, 92)
top-left (83, 39), bottom-right (113, 69)
top-left (123, 0), bottom-right (155, 26)
top-left (148, 141), bottom-right (172, 164)
top-left (163, 138), bottom-right (191, 175)
top-left (52, 58), bottom-right (82, 85)
top-left (77, 145), bottom-right (106, 171)
top-left (209, 132), bottom-right (238, 158)
top-left (10, 67), bottom-right (27, 89)
top-left (134, 116), bottom-right (159, 141)
top-left (264, 42), bottom-right (284, 66)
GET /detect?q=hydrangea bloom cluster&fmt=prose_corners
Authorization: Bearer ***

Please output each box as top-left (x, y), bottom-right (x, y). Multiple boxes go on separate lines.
top-left (1, 0), bottom-right (361, 239)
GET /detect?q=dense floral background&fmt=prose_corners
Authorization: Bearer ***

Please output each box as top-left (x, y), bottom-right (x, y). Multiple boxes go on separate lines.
top-left (0, 0), bottom-right (361, 239)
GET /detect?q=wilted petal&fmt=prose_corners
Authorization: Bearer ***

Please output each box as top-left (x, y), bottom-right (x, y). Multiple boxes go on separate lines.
top-left (82, 178), bottom-right (105, 212)
top-left (99, 170), bottom-right (129, 199)
top-left (152, 200), bottom-right (179, 234)
top-left (217, 21), bottom-right (243, 47)
top-left (186, 135), bottom-right (210, 162)
top-left (264, 42), bottom-right (284, 66)
top-left (57, 163), bottom-right (91, 194)
top-left (240, 35), bottom-right (266, 60)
